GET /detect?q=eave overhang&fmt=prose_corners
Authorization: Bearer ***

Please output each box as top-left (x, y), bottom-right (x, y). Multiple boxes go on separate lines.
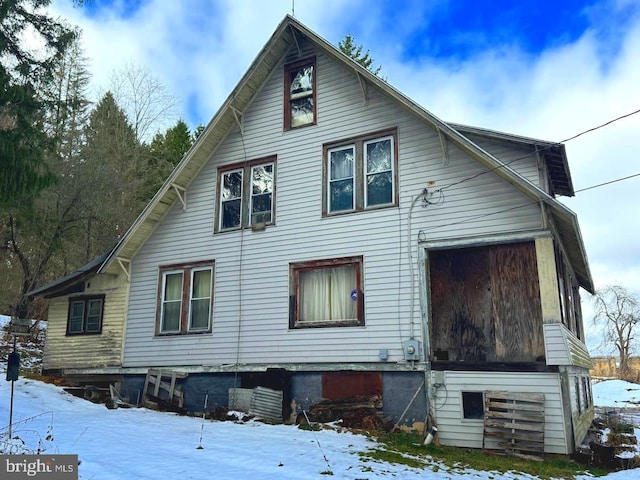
top-left (27, 253), bottom-right (109, 299)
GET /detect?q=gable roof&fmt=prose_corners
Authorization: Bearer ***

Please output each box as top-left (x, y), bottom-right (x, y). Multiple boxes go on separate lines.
top-left (98, 15), bottom-right (593, 293)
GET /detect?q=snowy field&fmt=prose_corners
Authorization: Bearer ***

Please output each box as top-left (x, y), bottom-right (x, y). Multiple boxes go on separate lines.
top-left (0, 314), bottom-right (639, 479)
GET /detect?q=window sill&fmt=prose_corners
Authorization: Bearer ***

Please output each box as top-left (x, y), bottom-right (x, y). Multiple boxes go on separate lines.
top-left (324, 203), bottom-right (398, 218)
top-left (215, 223), bottom-right (276, 234)
top-left (290, 320), bottom-right (363, 329)
top-left (66, 331), bottom-right (102, 336)
top-left (155, 330), bottom-right (212, 337)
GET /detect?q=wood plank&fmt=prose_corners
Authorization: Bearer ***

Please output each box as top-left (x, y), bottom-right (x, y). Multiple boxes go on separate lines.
top-left (485, 391), bottom-right (544, 403)
top-left (485, 401), bottom-right (544, 412)
top-left (485, 410), bottom-right (545, 422)
top-left (484, 420), bottom-right (545, 432)
top-left (484, 430), bottom-right (544, 442)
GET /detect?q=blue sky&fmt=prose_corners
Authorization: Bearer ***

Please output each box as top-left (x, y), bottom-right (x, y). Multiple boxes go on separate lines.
top-left (50, 0), bottom-right (640, 353)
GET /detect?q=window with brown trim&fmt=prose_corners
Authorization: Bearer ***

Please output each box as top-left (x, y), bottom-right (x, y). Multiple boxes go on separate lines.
top-left (67, 295), bottom-right (104, 335)
top-left (289, 256), bottom-right (364, 328)
top-left (215, 157), bottom-right (276, 232)
top-left (156, 261), bottom-right (214, 335)
top-left (284, 57), bottom-right (316, 130)
top-left (322, 129), bottom-right (398, 216)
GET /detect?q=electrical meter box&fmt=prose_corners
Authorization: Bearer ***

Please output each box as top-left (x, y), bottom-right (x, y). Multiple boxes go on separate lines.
top-left (402, 339), bottom-right (421, 361)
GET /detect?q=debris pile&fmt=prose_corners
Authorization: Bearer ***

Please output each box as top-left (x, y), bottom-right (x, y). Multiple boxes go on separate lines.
top-left (302, 395), bottom-right (393, 431)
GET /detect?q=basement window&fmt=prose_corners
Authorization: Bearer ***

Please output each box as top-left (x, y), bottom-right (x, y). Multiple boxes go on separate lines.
top-left (289, 256), bottom-right (364, 328)
top-left (67, 296), bottom-right (104, 335)
top-left (157, 261), bottom-right (214, 335)
top-left (462, 391), bottom-right (484, 420)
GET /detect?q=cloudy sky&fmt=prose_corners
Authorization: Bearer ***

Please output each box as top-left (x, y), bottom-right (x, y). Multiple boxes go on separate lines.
top-left (48, 0), bottom-right (640, 349)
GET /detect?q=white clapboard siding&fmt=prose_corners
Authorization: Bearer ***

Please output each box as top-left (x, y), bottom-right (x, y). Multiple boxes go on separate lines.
top-left (43, 274), bottom-right (128, 370)
top-left (543, 323), bottom-right (592, 368)
top-left (123, 44), bottom-right (545, 368)
top-left (432, 371), bottom-right (568, 454)
top-left (463, 133), bottom-right (543, 188)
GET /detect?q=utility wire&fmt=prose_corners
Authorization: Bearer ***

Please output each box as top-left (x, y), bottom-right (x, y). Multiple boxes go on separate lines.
top-left (560, 108), bottom-right (640, 143)
top-left (575, 172), bottom-right (640, 193)
top-left (423, 168), bottom-right (640, 233)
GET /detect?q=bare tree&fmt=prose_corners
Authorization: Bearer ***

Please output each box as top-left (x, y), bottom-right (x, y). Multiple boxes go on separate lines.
top-left (109, 62), bottom-right (179, 142)
top-left (592, 285), bottom-right (640, 377)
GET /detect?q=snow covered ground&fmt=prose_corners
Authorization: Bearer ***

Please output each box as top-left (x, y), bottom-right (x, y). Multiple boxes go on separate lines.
top-left (0, 313), bottom-right (639, 479)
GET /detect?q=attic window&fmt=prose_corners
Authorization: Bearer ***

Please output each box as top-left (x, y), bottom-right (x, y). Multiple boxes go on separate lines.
top-left (284, 57), bottom-right (316, 130)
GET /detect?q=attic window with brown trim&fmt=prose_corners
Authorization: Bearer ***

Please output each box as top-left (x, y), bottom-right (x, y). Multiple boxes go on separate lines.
top-left (284, 57), bottom-right (316, 130)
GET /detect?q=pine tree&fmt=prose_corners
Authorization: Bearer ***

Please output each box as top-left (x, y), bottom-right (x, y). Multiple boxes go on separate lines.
top-left (0, 0), bottom-right (77, 208)
top-left (80, 91), bottom-right (143, 256)
top-left (338, 34), bottom-right (382, 76)
top-left (139, 119), bottom-right (193, 201)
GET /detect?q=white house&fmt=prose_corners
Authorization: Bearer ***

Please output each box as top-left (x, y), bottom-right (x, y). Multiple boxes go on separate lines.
top-left (30, 15), bottom-right (594, 454)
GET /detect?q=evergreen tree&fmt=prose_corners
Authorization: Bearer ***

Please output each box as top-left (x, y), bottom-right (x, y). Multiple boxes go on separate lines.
top-left (79, 91), bottom-right (143, 257)
top-left (139, 119), bottom-right (193, 201)
top-left (338, 34), bottom-right (382, 76)
top-left (0, 0), bottom-right (77, 208)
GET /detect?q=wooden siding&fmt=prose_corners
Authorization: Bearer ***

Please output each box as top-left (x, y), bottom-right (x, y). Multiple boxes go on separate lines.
top-left (562, 365), bottom-right (595, 447)
top-left (543, 323), bottom-right (593, 368)
top-left (122, 42), bottom-right (545, 369)
top-left (429, 242), bottom-right (544, 363)
top-left (43, 273), bottom-right (127, 370)
top-left (431, 371), bottom-right (569, 454)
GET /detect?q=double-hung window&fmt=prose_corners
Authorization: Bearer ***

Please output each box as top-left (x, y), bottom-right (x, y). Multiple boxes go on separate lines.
top-left (67, 296), bottom-right (104, 335)
top-left (289, 256), bottom-right (364, 328)
top-left (216, 158), bottom-right (276, 232)
top-left (157, 261), bottom-right (214, 335)
top-left (323, 129), bottom-right (397, 215)
top-left (284, 57), bottom-right (316, 129)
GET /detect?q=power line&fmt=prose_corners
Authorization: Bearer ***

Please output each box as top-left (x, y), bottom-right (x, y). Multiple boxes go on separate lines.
top-left (422, 169), bottom-right (640, 233)
top-left (575, 172), bottom-right (640, 193)
top-left (560, 108), bottom-right (640, 143)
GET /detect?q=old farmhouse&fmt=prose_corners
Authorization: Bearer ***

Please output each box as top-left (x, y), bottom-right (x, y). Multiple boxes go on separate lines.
top-left (29, 15), bottom-right (594, 454)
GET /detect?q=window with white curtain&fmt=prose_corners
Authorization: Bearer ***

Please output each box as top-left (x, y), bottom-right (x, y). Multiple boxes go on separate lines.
top-left (157, 262), bottom-right (214, 334)
top-left (323, 129), bottom-right (397, 215)
top-left (289, 256), bottom-right (364, 328)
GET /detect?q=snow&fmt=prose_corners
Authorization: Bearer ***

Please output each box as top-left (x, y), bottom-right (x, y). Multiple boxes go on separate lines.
top-left (593, 379), bottom-right (640, 409)
top-left (1, 312), bottom-right (639, 478)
